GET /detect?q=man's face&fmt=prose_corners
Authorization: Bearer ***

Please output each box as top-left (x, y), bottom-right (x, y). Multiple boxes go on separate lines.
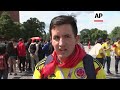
top-left (51, 24), bottom-right (78, 60)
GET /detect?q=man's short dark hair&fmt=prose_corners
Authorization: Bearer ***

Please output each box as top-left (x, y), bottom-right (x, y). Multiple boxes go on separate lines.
top-left (49, 15), bottom-right (78, 37)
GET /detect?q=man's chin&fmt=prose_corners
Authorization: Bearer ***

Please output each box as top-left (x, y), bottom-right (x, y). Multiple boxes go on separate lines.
top-left (58, 55), bottom-right (68, 59)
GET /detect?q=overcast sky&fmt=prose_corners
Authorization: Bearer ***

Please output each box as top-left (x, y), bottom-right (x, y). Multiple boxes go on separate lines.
top-left (20, 11), bottom-right (120, 34)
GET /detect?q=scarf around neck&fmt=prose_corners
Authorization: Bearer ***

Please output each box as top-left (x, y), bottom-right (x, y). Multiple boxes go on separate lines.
top-left (40, 44), bottom-right (86, 78)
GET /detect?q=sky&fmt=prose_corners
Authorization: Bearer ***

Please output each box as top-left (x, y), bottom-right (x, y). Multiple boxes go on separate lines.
top-left (20, 11), bottom-right (120, 34)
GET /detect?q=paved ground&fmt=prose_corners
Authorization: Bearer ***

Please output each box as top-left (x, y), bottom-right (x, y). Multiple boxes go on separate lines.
top-left (8, 70), bottom-right (33, 79)
top-left (8, 46), bottom-right (120, 79)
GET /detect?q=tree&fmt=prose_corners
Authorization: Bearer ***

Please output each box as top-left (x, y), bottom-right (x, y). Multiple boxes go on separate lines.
top-left (79, 28), bottom-right (108, 45)
top-left (22, 17), bottom-right (46, 40)
top-left (80, 29), bottom-right (91, 45)
top-left (109, 26), bottom-right (120, 41)
top-left (0, 11), bottom-right (20, 40)
top-left (45, 32), bottom-right (50, 41)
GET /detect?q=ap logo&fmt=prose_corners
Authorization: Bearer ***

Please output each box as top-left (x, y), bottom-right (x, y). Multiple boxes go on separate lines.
top-left (94, 11), bottom-right (103, 22)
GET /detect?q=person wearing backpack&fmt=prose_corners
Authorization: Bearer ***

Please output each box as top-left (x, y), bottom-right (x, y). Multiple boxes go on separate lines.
top-left (25, 38), bottom-right (32, 71)
top-left (33, 15), bottom-right (106, 79)
top-left (28, 39), bottom-right (39, 72)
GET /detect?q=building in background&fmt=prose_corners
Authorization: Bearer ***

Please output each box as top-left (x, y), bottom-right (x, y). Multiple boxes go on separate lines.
top-left (0, 11), bottom-right (19, 22)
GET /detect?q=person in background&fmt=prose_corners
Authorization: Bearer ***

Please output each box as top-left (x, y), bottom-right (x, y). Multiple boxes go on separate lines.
top-left (112, 37), bottom-right (120, 74)
top-left (25, 38), bottom-right (32, 72)
top-left (0, 42), bottom-right (8, 79)
top-left (42, 39), bottom-right (51, 57)
top-left (6, 41), bottom-right (17, 75)
top-left (28, 39), bottom-right (39, 72)
top-left (102, 38), bottom-right (112, 75)
top-left (17, 38), bottom-right (26, 73)
top-left (89, 38), bottom-right (105, 65)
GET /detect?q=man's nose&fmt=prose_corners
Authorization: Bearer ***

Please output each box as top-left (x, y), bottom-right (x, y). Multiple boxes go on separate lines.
top-left (59, 38), bottom-right (65, 47)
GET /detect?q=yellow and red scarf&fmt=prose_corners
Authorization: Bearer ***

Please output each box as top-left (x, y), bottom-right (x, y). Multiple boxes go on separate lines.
top-left (40, 44), bottom-right (86, 78)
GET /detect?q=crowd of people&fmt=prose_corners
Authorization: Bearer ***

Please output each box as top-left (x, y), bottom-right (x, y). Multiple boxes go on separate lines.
top-left (89, 37), bottom-right (120, 75)
top-left (0, 37), bottom-right (53, 79)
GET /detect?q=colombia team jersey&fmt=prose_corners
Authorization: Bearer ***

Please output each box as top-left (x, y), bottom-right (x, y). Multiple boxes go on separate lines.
top-left (33, 57), bottom-right (106, 79)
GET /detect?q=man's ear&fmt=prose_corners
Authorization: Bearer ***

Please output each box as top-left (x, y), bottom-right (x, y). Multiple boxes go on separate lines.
top-left (50, 36), bottom-right (52, 40)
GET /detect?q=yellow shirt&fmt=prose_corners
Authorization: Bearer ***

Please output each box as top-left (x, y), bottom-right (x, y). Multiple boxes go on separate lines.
top-left (102, 42), bottom-right (111, 56)
top-left (113, 42), bottom-right (120, 56)
top-left (96, 48), bottom-right (105, 58)
top-left (33, 58), bottom-right (106, 79)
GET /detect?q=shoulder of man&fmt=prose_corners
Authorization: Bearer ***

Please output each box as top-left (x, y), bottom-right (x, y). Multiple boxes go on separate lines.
top-left (35, 57), bottom-right (47, 70)
top-left (93, 58), bottom-right (106, 78)
top-left (33, 55), bottom-right (53, 79)
top-left (83, 54), bottom-right (106, 79)
top-left (35, 55), bottom-right (53, 70)
top-left (86, 54), bottom-right (103, 71)
top-left (83, 54), bottom-right (96, 79)
top-left (94, 59), bottom-right (106, 79)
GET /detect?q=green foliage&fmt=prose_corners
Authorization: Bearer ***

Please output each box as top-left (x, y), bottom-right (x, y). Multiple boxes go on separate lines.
top-left (79, 28), bottom-right (108, 45)
top-left (109, 26), bottom-right (120, 41)
top-left (80, 29), bottom-right (90, 44)
top-left (0, 11), bottom-right (20, 40)
top-left (22, 17), bottom-right (46, 40)
top-left (45, 32), bottom-right (50, 41)
top-left (0, 12), bottom-right (47, 41)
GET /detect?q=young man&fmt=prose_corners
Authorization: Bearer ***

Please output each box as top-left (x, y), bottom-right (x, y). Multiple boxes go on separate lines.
top-left (112, 37), bottom-right (120, 74)
top-left (33, 15), bottom-right (106, 79)
top-left (102, 38), bottom-right (112, 75)
top-left (17, 38), bottom-right (26, 73)
top-left (89, 38), bottom-right (105, 65)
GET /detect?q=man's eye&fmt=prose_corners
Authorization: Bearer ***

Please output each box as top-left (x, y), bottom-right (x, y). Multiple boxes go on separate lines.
top-left (53, 36), bottom-right (59, 40)
top-left (64, 35), bottom-right (70, 38)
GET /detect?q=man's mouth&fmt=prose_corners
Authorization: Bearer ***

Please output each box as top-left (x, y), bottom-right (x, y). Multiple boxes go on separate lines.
top-left (59, 48), bottom-right (67, 52)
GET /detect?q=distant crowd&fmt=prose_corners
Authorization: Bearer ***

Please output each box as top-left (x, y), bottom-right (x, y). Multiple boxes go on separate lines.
top-left (1, 36), bottom-right (120, 79)
top-left (0, 38), bottom-right (54, 79)
top-left (89, 37), bottom-right (120, 75)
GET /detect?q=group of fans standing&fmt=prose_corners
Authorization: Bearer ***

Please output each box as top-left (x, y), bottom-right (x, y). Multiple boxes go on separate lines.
top-left (0, 37), bottom-right (54, 79)
top-left (0, 36), bottom-right (120, 79)
top-left (89, 37), bottom-right (120, 75)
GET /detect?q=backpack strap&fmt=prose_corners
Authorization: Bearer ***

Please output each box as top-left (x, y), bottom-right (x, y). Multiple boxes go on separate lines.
top-left (83, 54), bottom-right (96, 79)
top-left (44, 55), bottom-right (53, 65)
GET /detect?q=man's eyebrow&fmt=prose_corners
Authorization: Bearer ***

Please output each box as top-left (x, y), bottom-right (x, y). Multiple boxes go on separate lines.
top-left (53, 35), bottom-right (59, 37)
top-left (63, 34), bottom-right (71, 36)
top-left (53, 34), bottom-right (71, 37)
top-left (64, 34), bottom-right (71, 35)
